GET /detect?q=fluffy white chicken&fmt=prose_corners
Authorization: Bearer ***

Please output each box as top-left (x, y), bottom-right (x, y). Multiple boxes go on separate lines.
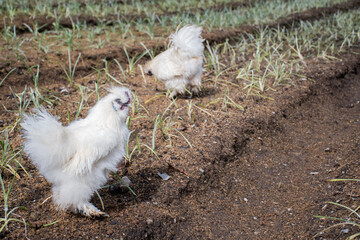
top-left (144, 25), bottom-right (204, 98)
top-left (21, 87), bottom-right (131, 217)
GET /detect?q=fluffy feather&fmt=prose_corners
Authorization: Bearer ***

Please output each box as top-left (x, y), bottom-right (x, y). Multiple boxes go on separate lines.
top-left (144, 25), bottom-right (204, 98)
top-left (21, 87), bottom-right (131, 217)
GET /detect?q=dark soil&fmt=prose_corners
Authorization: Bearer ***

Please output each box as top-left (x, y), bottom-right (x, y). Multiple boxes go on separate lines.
top-left (1, 2), bottom-right (360, 240)
top-left (1, 0), bottom-right (359, 86)
top-left (1, 51), bottom-right (359, 240)
top-left (167, 56), bottom-right (360, 240)
top-left (205, 0), bottom-right (360, 45)
top-left (0, 0), bottom-right (261, 34)
top-left (2, 0), bottom-right (359, 41)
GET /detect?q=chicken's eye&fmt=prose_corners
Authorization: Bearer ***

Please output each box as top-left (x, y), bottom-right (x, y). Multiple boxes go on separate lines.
top-left (114, 98), bottom-right (122, 104)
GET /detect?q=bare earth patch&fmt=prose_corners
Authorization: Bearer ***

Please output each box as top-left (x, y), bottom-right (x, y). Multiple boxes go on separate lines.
top-left (1, 1), bottom-right (360, 239)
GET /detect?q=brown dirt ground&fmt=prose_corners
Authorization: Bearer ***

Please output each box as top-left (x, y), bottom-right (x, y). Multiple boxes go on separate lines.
top-left (2, 52), bottom-right (359, 240)
top-left (0, 0), bottom-right (261, 34)
top-left (1, 3), bottom-right (360, 240)
top-left (1, 0), bottom-right (359, 87)
top-left (3, 47), bottom-right (359, 240)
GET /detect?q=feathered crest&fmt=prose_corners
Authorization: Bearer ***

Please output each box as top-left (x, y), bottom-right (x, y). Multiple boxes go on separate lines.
top-left (168, 24), bottom-right (204, 57)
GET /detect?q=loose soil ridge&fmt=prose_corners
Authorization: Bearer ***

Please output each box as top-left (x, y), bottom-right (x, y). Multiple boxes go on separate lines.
top-left (1, 0), bottom-right (360, 92)
top-left (120, 50), bottom-right (360, 239)
top-left (5, 48), bottom-right (360, 239)
top-left (1, 1), bottom-right (360, 239)
top-left (204, 0), bottom-right (360, 44)
top-left (0, 0), bottom-right (258, 34)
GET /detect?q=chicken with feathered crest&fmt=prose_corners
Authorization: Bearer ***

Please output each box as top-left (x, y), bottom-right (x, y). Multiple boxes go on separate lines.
top-left (21, 87), bottom-right (131, 217)
top-left (144, 25), bottom-right (204, 98)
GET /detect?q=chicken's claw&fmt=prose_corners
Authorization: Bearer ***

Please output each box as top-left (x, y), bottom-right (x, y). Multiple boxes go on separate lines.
top-left (77, 204), bottom-right (109, 218)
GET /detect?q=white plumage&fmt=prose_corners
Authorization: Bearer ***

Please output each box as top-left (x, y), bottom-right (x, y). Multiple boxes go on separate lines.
top-left (21, 87), bottom-right (131, 217)
top-left (144, 25), bottom-right (204, 98)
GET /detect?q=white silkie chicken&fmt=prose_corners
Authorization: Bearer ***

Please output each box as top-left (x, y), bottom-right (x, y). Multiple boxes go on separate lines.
top-left (21, 87), bottom-right (131, 217)
top-left (144, 25), bottom-right (204, 98)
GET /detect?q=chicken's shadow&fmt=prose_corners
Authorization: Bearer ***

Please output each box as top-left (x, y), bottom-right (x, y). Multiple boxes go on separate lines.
top-left (96, 167), bottom-right (165, 211)
top-left (197, 87), bottom-right (219, 98)
top-left (170, 87), bottom-right (218, 99)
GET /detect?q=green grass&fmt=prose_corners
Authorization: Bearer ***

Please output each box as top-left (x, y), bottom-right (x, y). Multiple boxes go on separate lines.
top-left (208, 9), bottom-right (360, 97)
top-left (0, 151), bottom-right (27, 237)
top-left (314, 202), bottom-right (360, 239)
top-left (314, 179), bottom-right (360, 239)
top-left (58, 48), bottom-right (81, 85)
top-left (0, 0), bottom-right (350, 53)
top-left (0, 1), bottom-right (359, 238)
top-left (0, 0), bottom-right (240, 18)
top-left (0, 68), bottom-right (15, 87)
top-left (0, 130), bottom-right (27, 177)
top-left (151, 100), bottom-right (193, 149)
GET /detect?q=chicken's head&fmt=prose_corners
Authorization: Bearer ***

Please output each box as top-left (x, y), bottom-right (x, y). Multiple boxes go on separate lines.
top-left (143, 61), bottom-right (153, 76)
top-left (110, 87), bottom-right (132, 113)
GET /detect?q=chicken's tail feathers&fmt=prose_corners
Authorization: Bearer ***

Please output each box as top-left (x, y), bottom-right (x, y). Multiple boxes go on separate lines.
top-left (169, 25), bottom-right (204, 57)
top-left (21, 107), bottom-right (67, 170)
top-left (21, 107), bottom-right (61, 134)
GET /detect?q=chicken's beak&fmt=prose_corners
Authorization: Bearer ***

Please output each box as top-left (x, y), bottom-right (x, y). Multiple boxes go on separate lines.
top-left (113, 93), bottom-right (132, 111)
top-left (121, 94), bottom-right (131, 110)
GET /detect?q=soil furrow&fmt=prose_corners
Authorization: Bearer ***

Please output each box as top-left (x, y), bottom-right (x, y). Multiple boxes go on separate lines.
top-left (9, 46), bottom-right (360, 239)
top-left (205, 0), bottom-right (360, 44)
top-left (77, 0), bottom-right (360, 65)
top-left (1, 2), bottom-right (360, 239)
top-left (119, 49), bottom-right (360, 240)
top-left (1, 0), bottom-right (359, 83)
top-left (0, 1), bottom-right (254, 34)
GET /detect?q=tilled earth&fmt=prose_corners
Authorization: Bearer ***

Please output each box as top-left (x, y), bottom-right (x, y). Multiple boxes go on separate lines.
top-left (1, 53), bottom-right (358, 240)
top-left (1, 2), bottom-right (360, 239)
top-left (169, 57), bottom-right (360, 240)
